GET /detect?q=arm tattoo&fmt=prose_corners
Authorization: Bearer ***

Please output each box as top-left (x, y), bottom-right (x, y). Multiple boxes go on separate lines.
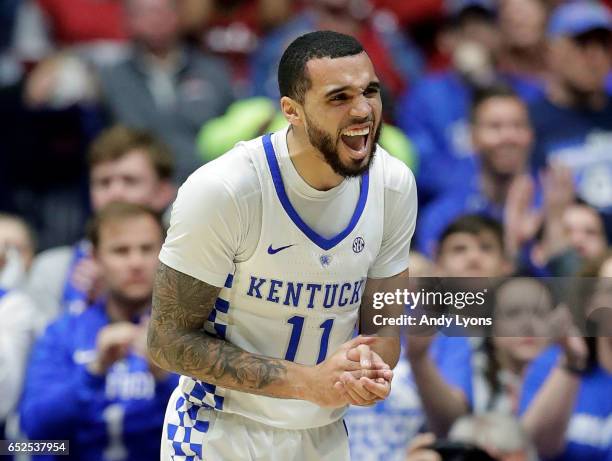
top-left (148, 263), bottom-right (287, 393)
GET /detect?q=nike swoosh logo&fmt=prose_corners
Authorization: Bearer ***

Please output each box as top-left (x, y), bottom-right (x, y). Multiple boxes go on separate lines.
top-left (267, 244), bottom-right (295, 255)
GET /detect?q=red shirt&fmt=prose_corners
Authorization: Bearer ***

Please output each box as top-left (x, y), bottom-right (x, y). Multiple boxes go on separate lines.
top-left (37, 0), bottom-right (127, 44)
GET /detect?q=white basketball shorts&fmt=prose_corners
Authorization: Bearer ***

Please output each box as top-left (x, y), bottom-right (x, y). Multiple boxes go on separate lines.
top-left (161, 387), bottom-right (350, 461)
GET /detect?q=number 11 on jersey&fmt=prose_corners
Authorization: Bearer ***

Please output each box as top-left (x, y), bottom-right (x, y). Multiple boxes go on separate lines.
top-left (285, 316), bottom-right (334, 364)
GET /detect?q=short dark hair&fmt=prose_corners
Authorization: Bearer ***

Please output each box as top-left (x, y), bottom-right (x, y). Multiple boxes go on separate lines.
top-left (439, 214), bottom-right (505, 250)
top-left (87, 202), bottom-right (164, 249)
top-left (88, 125), bottom-right (175, 180)
top-left (470, 83), bottom-right (522, 123)
top-left (278, 30), bottom-right (364, 103)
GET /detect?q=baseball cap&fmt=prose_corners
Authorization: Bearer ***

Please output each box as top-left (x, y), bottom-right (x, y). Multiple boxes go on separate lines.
top-left (445, 0), bottom-right (497, 17)
top-left (548, 1), bottom-right (612, 38)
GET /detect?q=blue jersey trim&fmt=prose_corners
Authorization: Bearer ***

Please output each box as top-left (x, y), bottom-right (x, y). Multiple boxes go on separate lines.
top-left (262, 133), bottom-right (369, 251)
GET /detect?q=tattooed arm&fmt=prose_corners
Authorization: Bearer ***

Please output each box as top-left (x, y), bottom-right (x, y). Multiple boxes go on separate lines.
top-left (147, 263), bottom-right (380, 406)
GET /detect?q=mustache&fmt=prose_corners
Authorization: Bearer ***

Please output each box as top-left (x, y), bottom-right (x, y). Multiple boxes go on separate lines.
top-left (340, 116), bottom-right (375, 130)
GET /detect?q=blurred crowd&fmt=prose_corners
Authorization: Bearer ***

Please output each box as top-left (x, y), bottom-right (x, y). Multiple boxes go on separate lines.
top-left (1, 0), bottom-right (612, 460)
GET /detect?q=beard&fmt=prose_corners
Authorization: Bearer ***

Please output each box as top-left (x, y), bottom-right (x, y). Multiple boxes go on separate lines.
top-left (304, 113), bottom-right (382, 178)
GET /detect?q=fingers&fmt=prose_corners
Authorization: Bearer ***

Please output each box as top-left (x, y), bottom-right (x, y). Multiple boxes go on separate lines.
top-left (359, 367), bottom-right (393, 381)
top-left (342, 373), bottom-right (376, 401)
top-left (336, 374), bottom-right (378, 406)
top-left (346, 345), bottom-right (391, 369)
top-left (340, 383), bottom-right (372, 406)
top-left (356, 344), bottom-right (373, 369)
top-left (346, 344), bottom-right (374, 366)
top-left (344, 348), bottom-right (393, 380)
top-left (341, 335), bottom-right (377, 352)
top-left (361, 376), bottom-right (391, 400)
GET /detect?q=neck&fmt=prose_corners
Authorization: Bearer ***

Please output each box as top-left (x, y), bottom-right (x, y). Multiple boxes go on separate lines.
top-left (480, 168), bottom-right (519, 205)
top-left (106, 293), bottom-right (149, 323)
top-left (598, 337), bottom-right (612, 373)
top-left (547, 78), bottom-right (608, 111)
top-left (286, 126), bottom-right (344, 190)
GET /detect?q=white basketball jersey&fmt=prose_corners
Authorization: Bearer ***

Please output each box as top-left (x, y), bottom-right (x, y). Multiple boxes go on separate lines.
top-left (179, 132), bottom-right (386, 430)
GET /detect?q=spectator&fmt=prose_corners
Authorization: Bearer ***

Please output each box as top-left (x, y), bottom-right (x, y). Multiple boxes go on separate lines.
top-left (434, 215), bottom-right (513, 278)
top-left (521, 250), bottom-right (612, 460)
top-left (529, 1), bottom-right (612, 234)
top-left (520, 186), bottom-right (609, 277)
top-left (397, 0), bottom-right (543, 204)
top-left (416, 84), bottom-right (534, 256)
top-left (473, 277), bottom-right (552, 414)
top-left (562, 202), bottom-right (608, 262)
top-left (99, 0), bottom-right (234, 182)
top-left (526, 198), bottom-right (609, 274)
top-left (497, 0), bottom-right (549, 84)
top-left (27, 125), bottom-right (176, 320)
top-left (20, 202), bottom-right (178, 461)
top-left (249, 0), bottom-right (425, 115)
top-left (0, 214), bottom-right (40, 446)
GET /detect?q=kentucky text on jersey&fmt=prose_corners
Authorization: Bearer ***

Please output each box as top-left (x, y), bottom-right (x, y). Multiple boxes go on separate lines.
top-left (246, 276), bottom-right (366, 309)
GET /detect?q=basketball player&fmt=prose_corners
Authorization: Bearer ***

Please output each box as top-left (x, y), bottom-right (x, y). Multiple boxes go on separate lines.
top-left (148, 30), bottom-right (418, 460)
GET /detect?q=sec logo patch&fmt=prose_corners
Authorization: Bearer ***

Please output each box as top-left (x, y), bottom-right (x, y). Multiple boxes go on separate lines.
top-left (352, 236), bottom-right (365, 253)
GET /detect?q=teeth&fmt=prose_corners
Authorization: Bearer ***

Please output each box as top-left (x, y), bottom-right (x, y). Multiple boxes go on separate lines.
top-left (342, 127), bottom-right (370, 136)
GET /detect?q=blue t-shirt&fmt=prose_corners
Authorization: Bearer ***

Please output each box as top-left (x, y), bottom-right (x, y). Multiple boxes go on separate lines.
top-left (519, 346), bottom-right (612, 461)
top-left (415, 178), bottom-right (504, 257)
top-left (529, 97), bottom-right (612, 212)
top-left (345, 335), bottom-right (473, 461)
top-left (20, 302), bottom-right (179, 461)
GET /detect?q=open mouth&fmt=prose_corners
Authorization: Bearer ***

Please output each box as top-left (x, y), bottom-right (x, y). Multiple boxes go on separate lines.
top-left (340, 125), bottom-right (370, 160)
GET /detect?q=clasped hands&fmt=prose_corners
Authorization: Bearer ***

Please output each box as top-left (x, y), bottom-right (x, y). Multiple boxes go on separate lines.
top-left (311, 335), bottom-right (393, 408)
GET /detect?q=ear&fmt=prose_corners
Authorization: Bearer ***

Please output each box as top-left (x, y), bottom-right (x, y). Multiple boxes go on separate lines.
top-left (280, 96), bottom-right (303, 127)
top-left (152, 180), bottom-right (177, 211)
